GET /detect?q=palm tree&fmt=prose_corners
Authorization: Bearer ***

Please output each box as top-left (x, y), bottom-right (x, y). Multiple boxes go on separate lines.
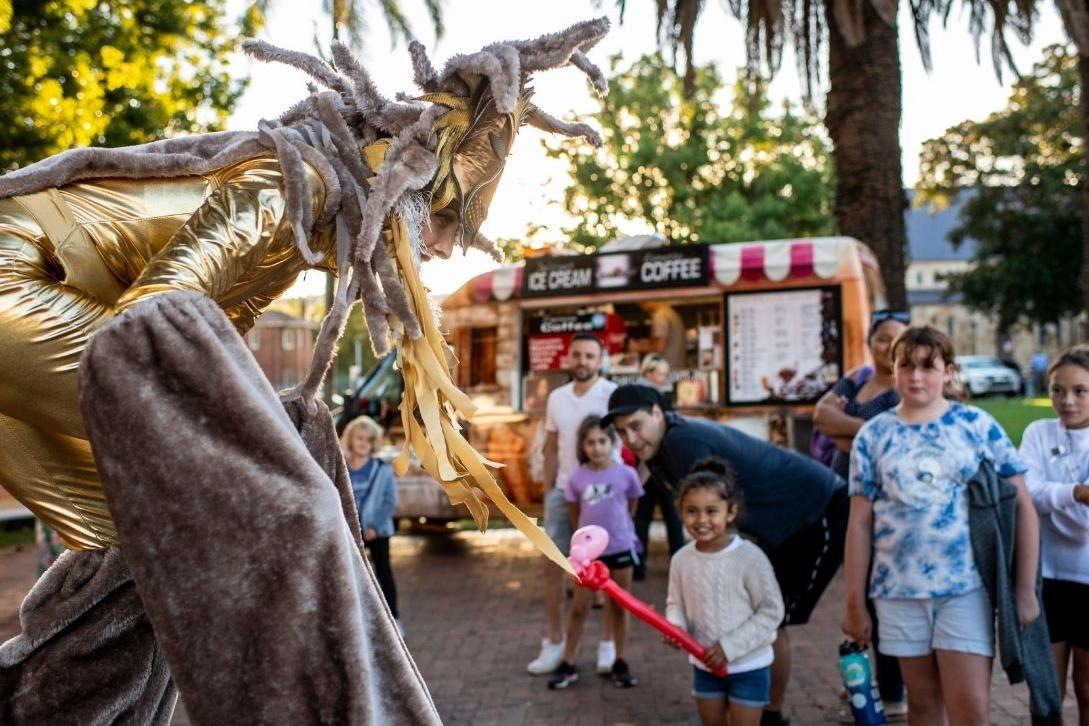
top-left (1055, 0), bottom-right (1089, 310)
top-left (620, 0), bottom-right (1035, 310)
top-left (323, 0), bottom-right (444, 47)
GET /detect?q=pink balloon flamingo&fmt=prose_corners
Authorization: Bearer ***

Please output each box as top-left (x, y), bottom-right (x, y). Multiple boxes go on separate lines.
top-left (568, 525), bottom-right (727, 678)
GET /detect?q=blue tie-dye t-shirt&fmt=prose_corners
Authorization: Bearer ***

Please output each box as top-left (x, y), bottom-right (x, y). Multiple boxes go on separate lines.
top-left (849, 402), bottom-right (1025, 599)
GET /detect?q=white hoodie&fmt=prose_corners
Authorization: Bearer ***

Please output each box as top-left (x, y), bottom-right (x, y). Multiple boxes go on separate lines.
top-left (1019, 418), bottom-right (1089, 584)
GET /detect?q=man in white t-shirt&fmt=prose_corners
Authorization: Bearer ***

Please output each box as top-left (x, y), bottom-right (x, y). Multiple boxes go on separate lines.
top-left (526, 333), bottom-right (618, 677)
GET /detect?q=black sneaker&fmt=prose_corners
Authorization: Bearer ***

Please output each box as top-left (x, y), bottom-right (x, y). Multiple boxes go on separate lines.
top-left (611, 658), bottom-right (637, 688)
top-left (547, 661), bottom-right (578, 690)
top-left (760, 710), bottom-right (791, 726)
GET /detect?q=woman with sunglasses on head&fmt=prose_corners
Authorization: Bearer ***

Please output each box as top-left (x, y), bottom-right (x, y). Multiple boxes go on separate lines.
top-left (814, 309), bottom-right (910, 721)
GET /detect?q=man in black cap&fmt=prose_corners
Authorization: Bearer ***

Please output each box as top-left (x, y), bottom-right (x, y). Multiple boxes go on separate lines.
top-left (602, 384), bottom-right (848, 726)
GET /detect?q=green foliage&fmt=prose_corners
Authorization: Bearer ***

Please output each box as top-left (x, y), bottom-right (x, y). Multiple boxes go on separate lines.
top-left (547, 54), bottom-right (836, 249)
top-left (916, 45), bottom-right (1083, 330)
top-left (333, 305), bottom-right (377, 393)
top-left (0, 0), bottom-right (264, 172)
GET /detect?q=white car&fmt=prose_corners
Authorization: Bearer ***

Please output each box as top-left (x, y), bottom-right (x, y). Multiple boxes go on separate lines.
top-left (956, 355), bottom-right (1022, 398)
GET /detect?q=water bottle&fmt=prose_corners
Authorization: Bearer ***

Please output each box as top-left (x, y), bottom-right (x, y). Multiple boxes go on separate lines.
top-left (838, 641), bottom-right (886, 725)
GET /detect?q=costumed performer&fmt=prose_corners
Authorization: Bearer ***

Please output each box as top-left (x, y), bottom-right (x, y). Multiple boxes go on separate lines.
top-left (0, 17), bottom-right (610, 725)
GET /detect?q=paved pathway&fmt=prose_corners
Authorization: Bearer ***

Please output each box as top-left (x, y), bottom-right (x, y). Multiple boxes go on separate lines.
top-left (0, 530), bottom-right (1078, 724)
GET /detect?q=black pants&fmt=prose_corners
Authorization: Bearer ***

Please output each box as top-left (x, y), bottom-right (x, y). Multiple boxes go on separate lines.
top-left (632, 478), bottom-right (686, 579)
top-left (364, 537), bottom-right (398, 619)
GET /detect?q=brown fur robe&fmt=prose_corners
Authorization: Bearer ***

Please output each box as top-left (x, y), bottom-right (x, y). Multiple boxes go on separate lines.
top-left (0, 291), bottom-right (439, 724)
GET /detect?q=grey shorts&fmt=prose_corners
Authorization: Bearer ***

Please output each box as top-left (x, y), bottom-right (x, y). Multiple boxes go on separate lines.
top-left (543, 486), bottom-right (573, 556)
top-left (874, 587), bottom-right (994, 658)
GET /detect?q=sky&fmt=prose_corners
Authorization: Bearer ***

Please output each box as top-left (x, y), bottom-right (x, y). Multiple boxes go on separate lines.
top-left (227, 0), bottom-right (1068, 295)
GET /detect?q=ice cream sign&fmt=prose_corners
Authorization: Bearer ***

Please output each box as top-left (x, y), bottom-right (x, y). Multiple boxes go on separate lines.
top-left (523, 256), bottom-right (595, 297)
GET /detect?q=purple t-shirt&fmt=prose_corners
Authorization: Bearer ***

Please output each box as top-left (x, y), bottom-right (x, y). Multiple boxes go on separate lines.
top-left (565, 463), bottom-right (644, 556)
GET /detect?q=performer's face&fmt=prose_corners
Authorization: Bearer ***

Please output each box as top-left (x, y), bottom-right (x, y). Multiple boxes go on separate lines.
top-left (421, 209), bottom-right (459, 260)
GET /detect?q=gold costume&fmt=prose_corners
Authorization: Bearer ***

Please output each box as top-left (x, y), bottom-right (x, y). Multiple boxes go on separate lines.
top-left (0, 157), bottom-right (328, 549)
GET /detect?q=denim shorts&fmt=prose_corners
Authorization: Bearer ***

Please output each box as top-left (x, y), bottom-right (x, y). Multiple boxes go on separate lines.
top-left (692, 666), bottom-right (771, 707)
top-left (874, 587), bottom-right (994, 658)
top-left (543, 487), bottom-right (573, 556)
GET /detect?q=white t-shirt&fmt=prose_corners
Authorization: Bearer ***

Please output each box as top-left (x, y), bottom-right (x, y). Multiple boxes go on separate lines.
top-left (1019, 419), bottom-right (1089, 585)
top-left (544, 377), bottom-right (617, 492)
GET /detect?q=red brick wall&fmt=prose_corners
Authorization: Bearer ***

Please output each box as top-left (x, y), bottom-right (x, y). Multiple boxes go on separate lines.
top-left (247, 325), bottom-right (316, 390)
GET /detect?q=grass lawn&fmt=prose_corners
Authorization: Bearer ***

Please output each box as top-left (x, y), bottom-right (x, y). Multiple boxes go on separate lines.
top-left (974, 397), bottom-right (1055, 446)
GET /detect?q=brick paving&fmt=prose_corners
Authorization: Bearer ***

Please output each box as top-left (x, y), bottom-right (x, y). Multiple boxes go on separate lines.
top-left (0, 530), bottom-right (1079, 724)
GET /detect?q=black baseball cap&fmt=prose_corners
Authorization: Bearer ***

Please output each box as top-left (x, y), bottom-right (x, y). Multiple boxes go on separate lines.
top-left (601, 384), bottom-right (663, 428)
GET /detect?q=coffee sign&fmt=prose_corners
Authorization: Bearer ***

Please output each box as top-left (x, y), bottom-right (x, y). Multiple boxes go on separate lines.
top-left (522, 244), bottom-right (709, 298)
top-left (525, 312), bottom-right (627, 371)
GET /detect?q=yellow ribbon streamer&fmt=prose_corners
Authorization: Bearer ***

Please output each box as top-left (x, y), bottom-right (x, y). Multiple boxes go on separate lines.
top-left (386, 217), bottom-right (574, 576)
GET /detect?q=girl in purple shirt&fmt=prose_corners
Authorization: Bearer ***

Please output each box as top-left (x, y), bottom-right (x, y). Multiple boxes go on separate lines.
top-left (548, 415), bottom-right (644, 691)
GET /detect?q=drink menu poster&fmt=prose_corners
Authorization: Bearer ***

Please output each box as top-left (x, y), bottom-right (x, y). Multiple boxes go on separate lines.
top-left (726, 287), bottom-right (842, 405)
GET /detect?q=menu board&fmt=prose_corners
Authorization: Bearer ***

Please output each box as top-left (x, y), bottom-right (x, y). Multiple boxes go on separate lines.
top-left (726, 287), bottom-right (842, 405)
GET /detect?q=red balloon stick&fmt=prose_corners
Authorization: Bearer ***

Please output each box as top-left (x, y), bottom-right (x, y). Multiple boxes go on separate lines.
top-left (575, 560), bottom-right (728, 678)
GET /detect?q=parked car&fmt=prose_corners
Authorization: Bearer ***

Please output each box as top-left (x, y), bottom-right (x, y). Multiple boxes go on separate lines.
top-left (956, 355), bottom-right (1022, 398)
top-left (333, 353), bottom-right (402, 436)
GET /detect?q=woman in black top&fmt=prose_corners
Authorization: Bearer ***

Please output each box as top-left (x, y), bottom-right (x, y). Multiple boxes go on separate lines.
top-left (813, 309), bottom-right (909, 720)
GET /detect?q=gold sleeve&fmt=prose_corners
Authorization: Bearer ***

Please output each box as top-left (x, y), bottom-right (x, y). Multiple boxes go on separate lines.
top-left (115, 158), bottom-right (325, 316)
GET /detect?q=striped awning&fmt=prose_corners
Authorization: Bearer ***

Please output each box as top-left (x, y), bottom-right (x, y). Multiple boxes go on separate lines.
top-left (710, 237), bottom-right (854, 286)
top-left (447, 237), bottom-right (862, 306)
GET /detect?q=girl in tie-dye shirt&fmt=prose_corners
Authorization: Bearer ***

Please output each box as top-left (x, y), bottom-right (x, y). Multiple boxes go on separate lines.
top-left (841, 325), bottom-right (1040, 724)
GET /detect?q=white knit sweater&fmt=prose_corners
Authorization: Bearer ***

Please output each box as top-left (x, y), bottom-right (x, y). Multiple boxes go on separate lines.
top-left (665, 536), bottom-right (784, 673)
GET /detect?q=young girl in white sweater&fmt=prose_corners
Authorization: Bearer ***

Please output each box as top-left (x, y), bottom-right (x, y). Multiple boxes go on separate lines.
top-left (665, 458), bottom-right (784, 726)
top-left (1019, 345), bottom-right (1089, 722)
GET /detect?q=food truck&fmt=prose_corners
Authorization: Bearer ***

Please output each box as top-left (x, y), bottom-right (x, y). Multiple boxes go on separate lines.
top-left (363, 236), bottom-right (887, 521)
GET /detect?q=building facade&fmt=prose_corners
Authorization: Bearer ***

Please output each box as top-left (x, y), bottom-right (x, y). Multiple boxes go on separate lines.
top-left (245, 311), bottom-right (320, 390)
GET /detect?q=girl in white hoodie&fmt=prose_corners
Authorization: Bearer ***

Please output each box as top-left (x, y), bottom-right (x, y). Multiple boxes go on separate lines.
top-left (1019, 345), bottom-right (1089, 723)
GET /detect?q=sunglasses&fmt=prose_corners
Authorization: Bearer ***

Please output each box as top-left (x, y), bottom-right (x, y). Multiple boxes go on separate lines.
top-left (870, 309), bottom-right (911, 326)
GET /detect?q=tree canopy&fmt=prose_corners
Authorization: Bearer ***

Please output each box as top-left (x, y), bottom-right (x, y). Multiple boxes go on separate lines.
top-left (546, 54), bottom-right (835, 250)
top-left (916, 44), bottom-right (1083, 330)
top-left (0, 1), bottom-right (263, 172)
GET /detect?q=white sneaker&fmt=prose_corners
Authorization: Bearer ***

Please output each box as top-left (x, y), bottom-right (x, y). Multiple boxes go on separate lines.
top-left (526, 638), bottom-right (565, 675)
top-left (596, 640), bottom-right (616, 674)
